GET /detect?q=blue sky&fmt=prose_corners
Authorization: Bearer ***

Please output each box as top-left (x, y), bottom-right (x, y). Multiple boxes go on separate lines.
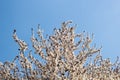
top-left (0, 0), bottom-right (120, 62)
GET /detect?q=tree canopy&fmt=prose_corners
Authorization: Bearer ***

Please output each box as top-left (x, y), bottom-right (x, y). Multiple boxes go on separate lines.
top-left (0, 21), bottom-right (120, 80)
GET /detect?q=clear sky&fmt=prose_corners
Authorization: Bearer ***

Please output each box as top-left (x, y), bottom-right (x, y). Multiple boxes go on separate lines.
top-left (0, 0), bottom-right (120, 62)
